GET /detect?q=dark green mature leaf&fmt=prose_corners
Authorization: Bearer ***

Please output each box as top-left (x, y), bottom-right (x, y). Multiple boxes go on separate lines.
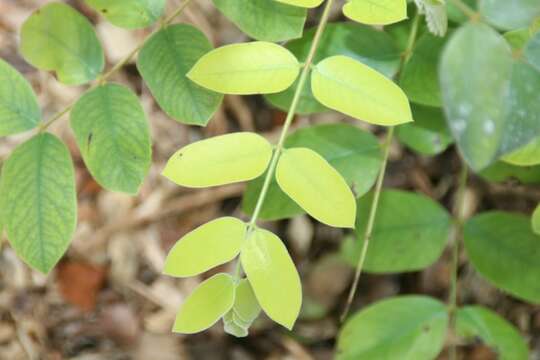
top-left (479, 0), bottom-right (540, 30)
top-left (457, 306), bottom-right (529, 360)
top-left (70, 83), bottom-right (152, 194)
top-left (0, 59), bottom-right (40, 136)
top-left (20, 2), bottom-right (104, 85)
top-left (0, 134), bottom-right (77, 273)
top-left (440, 23), bottom-right (540, 171)
top-left (86, 0), bottom-right (166, 29)
top-left (464, 211), bottom-right (540, 303)
top-left (480, 161), bottom-right (540, 184)
top-left (243, 124), bottom-right (382, 220)
top-left (137, 24), bottom-right (223, 126)
top-left (265, 22), bottom-right (400, 114)
top-left (337, 296), bottom-right (448, 359)
top-left (400, 33), bottom-right (446, 107)
top-left (212, 0), bottom-right (307, 42)
top-left (526, 31), bottom-right (540, 72)
top-left (343, 190), bottom-right (451, 273)
top-left (396, 104), bottom-right (453, 156)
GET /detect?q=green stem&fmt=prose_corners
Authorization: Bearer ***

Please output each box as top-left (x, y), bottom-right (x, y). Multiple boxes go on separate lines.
top-left (448, 0), bottom-right (480, 21)
top-left (232, 0), bottom-right (335, 282)
top-left (38, 0), bottom-right (194, 133)
top-left (448, 164), bottom-right (469, 360)
top-left (340, 12), bottom-right (421, 322)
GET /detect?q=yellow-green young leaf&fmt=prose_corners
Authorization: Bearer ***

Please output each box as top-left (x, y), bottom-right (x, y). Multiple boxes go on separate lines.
top-left (86, 0), bottom-right (165, 29)
top-left (0, 134), bottom-right (77, 273)
top-left (162, 132), bottom-right (272, 188)
top-left (311, 55), bottom-right (413, 126)
top-left (173, 273), bottom-right (235, 334)
top-left (233, 279), bottom-right (261, 326)
top-left (343, 0), bottom-right (408, 25)
top-left (163, 217), bottom-right (247, 277)
top-left (502, 138), bottom-right (540, 166)
top-left (276, 147), bottom-right (356, 228)
top-left (0, 59), bottom-right (41, 136)
top-left (223, 312), bottom-right (248, 337)
top-left (241, 228), bottom-right (301, 330)
top-left (274, 0), bottom-right (324, 8)
top-left (187, 42), bottom-right (300, 95)
top-left (20, 3), bottom-right (104, 85)
top-left (532, 204), bottom-right (540, 235)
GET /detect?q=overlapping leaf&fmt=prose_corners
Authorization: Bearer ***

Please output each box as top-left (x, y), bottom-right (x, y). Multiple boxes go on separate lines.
top-left (20, 3), bottom-right (104, 85)
top-left (311, 55), bottom-right (413, 126)
top-left (213, 0), bottom-right (307, 42)
top-left (223, 279), bottom-right (261, 337)
top-left (138, 24), bottom-right (223, 126)
top-left (275, 0), bottom-right (323, 8)
top-left (243, 124), bottom-right (381, 220)
top-left (479, 0), bottom-right (540, 30)
top-left (343, 0), bottom-right (407, 26)
top-left (86, 0), bottom-right (165, 29)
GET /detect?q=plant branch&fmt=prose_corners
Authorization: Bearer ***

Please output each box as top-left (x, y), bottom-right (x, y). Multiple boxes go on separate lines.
top-left (232, 0), bottom-right (335, 282)
top-left (340, 12), bottom-right (421, 322)
top-left (38, 0), bottom-right (194, 133)
top-left (448, 163), bottom-right (469, 360)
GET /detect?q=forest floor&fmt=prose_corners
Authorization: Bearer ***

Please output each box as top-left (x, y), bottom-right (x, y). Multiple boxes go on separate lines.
top-left (0, 0), bottom-right (539, 359)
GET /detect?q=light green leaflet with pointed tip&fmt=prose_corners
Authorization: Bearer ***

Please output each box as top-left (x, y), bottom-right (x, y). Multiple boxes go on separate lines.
top-left (164, 217), bottom-right (246, 277)
top-left (276, 147), bottom-right (356, 228)
top-left (343, 0), bottom-right (407, 25)
top-left (0, 134), bottom-right (77, 274)
top-left (20, 2), bottom-right (104, 85)
top-left (456, 306), bottom-right (529, 360)
top-left (212, 0), bottom-right (307, 42)
top-left (187, 42), bottom-right (300, 95)
top-left (137, 24), bottom-right (223, 126)
top-left (173, 273), bottom-right (235, 334)
top-left (241, 228), bottom-right (301, 330)
top-left (275, 0), bottom-right (324, 8)
top-left (533, 204), bottom-right (540, 235)
top-left (86, 0), bottom-right (166, 29)
top-left (337, 296), bottom-right (448, 359)
top-left (0, 59), bottom-right (41, 136)
top-left (312, 55), bottom-right (413, 126)
top-left (70, 83), bottom-right (152, 195)
top-left (162, 132), bottom-right (272, 188)
top-left (502, 138), bottom-right (540, 166)
top-left (223, 279), bottom-right (261, 337)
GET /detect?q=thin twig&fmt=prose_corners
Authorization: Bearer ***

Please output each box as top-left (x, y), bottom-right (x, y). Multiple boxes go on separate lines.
top-left (38, 0), bottom-right (194, 132)
top-left (448, 164), bottom-right (469, 360)
top-left (340, 12), bottom-right (421, 322)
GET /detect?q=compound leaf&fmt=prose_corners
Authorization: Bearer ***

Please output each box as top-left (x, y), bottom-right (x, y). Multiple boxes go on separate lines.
top-left (86, 0), bottom-right (165, 29)
top-left (162, 132), bottom-right (272, 188)
top-left (0, 134), bottom-right (76, 273)
top-left (173, 273), bottom-right (235, 334)
top-left (163, 217), bottom-right (247, 277)
top-left (464, 211), bottom-right (540, 303)
top-left (20, 2), bottom-right (104, 85)
top-left (311, 55), bottom-right (413, 126)
top-left (137, 24), bottom-right (223, 126)
top-left (212, 0), bottom-right (307, 42)
top-left (243, 123), bottom-right (381, 220)
top-left (276, 147), bottom-right (356, 228)
top-left (0, 59), bottom-right (41, 136)
top-left (343, 190), bottom-right (451, 273)
top-left (343, 0), bottom-right (408, 25)
top-left (456, 306), bottom-right (529, 360)
top-left (187, 42), bottom-right (300, 95)
top-left (241, 228), bottom-right (301, 330)
top-left (337, 296), bottom-right (448, 360)
top-left (71, 83), bottom-right (151, 194)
